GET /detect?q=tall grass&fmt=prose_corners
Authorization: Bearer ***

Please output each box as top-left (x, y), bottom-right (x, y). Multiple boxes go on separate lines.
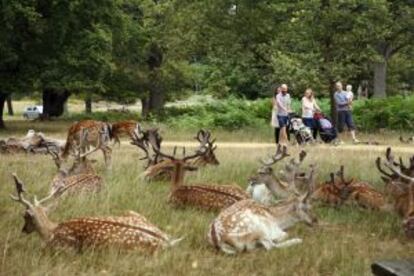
top-left (1, 139), bottom-right (413, 275)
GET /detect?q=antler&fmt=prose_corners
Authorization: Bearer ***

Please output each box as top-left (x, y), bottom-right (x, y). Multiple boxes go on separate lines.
top-left (10, 173), bottom-right (32, 209)
top-left (78, 126), bottom-right (109, 159)
top-left (46, 144), bottom-right (62, 169)
top-left (302, 165), bottom-right (316, 203)
top-left (130, 130), bottom-right (152, 166)
top-left (195, 129), bottom-right (217, 153)
top-left (260, 145), bottom-right (290, 166)
top-left (381, 148), bottom-right (414, 184)
top-left (283, 150), bottom-right (307, 184)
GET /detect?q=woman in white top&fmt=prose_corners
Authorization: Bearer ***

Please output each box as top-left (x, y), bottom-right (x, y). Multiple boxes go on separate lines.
top-left (301, 88), bottom-right (320, 139)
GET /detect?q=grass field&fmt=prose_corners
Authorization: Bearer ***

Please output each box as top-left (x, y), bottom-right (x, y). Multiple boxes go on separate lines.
top-left (0, 121), bottom-right (414, 275)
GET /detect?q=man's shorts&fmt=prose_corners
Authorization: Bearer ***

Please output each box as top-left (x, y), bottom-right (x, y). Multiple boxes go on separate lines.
top-left (337, 110), bottom-right (355, 133)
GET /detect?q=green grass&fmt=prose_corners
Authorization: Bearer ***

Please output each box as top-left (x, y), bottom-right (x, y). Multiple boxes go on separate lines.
top-left (1, 123), bottom-right (414, 275)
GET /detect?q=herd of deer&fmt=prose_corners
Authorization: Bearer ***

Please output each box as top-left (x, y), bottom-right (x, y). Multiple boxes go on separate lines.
top-left (5, 120), bottom-right (414, 255)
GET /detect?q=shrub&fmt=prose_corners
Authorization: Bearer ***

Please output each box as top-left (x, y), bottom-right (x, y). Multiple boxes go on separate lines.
top-left (353, 96), bottom-right (414, 131)
top-left (62, 111), bottom-right (140, 122)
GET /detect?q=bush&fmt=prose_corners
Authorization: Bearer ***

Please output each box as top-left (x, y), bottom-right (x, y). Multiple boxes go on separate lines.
top-left (353, 96), bottom-right (414, 131)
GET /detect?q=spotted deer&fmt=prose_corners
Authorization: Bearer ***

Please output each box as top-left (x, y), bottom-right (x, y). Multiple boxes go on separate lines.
top-left (61, 120), bottom-right (112, 167)
top-left (377, 148), bottom-right (414, 238)
top-left (46, 129), bottom-right (105, 196)
top-left (132, 129), bottom-right (218, 181)
top-left (246, 146), bottom-right (308, 205)
top-left (400, 136), bottom-right (414, 144)
top-left (189, 130), bottom-right (220, 167)
top-left (10, 174), bottom-right (182, 252)
top-left (334, 166), bottom-right (388, 210)
top-left (208, 165), bottom-right (317, 254)
top-left (312, 173), bottom-right (345, 206)
top-left (111, 120), bottom-right (140, 147)
top-left (150, 144), bottom-right (249, 211)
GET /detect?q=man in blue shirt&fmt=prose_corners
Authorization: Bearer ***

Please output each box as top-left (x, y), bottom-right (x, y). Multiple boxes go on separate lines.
top-left (334, 81), bottom-right (359, 144)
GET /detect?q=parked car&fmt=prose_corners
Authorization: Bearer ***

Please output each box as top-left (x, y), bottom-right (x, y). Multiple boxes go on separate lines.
top-left (23, 106), bottom-right (43, 119)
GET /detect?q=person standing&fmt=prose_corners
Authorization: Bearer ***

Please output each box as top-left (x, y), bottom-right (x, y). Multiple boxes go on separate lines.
top-left (334, 81), bottom-right (359, 144)
top-left (276, 84), bottom-right (292, 144)
top-left (301, 88), bottom-right (320, 139)
top-left (271, 86), bottom-right (281, 144)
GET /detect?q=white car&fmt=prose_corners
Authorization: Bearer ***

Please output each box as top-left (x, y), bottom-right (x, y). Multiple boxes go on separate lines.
top-left (23, 106), bottom-right (43, 119)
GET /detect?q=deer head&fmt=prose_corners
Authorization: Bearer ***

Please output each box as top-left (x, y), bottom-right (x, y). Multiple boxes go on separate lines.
top-left (9, 174), bottom-right (69, 239)
top-left (193, 130), bottom-right (219, 166)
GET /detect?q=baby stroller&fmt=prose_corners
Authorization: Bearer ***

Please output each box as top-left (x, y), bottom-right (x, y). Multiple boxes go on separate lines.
top-left (289, 115), bottom-right (314, 145)
top-left (314, 112), bottom-right (337, 143)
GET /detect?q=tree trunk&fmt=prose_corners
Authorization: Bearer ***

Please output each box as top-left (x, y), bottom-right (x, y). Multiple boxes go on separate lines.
top-left (329, 81), bottom-right (337, 127)
top-left (373, 61), bottom-right (387, 98)
top-left (0, 93), bottom-right (6, 129)
top-left (85, 95), bottom-right (92, 114)
top-left (42, 88), bottom-right (71, 119)
top-left (6, 95), bottom-right (14, 116)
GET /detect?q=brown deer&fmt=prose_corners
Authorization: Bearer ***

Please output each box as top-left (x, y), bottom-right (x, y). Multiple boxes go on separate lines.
top-left (377, 148), bottom-right (414, 238)
top-left (132, 129), bottom-right (218, 181)
top-left (151, 145), bottom-right (249, 211)
top-left (188, 130), bottom-right (220, 167)
top-left (61, 120), bottom-right (112, 167)
top-left (208, 165), bottom-right (317, 254)
top-left (247, 146), bottom-right (309, 205)
top-left (46, 130), bottom-right (105, 196)
top-left (400, 136), bottom-right (414, 144)
top-left (312, 173), bottom-right (345, 207)
top-left (9, 174), bottom-right (182, 252)
top-left (111, 120), bottom-right (140, 147)
top-left (335, 166), bottom-right (387, 210)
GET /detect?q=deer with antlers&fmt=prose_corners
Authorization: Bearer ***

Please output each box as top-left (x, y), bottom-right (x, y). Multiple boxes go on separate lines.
top-left (246, 146), bottom-right (308, 205)
top-left (132, 129), bottom-right (219, 181)
top-left (313, 166), bottom-right (387, 210)
top-left (46, 128), bottom-right (105, 196)
top-left (208, 165), bottom-right (318, 254)
top-left (376, 148), bottom-right (414, 238)
top-left (9, 174), bottom-right (182, 252)
top-left (400, 136), bottom-right (414, 144)
top-left (61, 120), bottom-right (112, 167)
top-left (148, 143), bottom-right (248, 211)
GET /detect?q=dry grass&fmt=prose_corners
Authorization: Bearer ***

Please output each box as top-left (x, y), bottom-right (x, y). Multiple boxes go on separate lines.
top-left (0, 125), bottom-right (414, 275)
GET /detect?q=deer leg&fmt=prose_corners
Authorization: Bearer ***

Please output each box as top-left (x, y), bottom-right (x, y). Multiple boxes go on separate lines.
top-left (273, 238), bottom-right (302, 248)
top-left (102, 147), bottom-right (112, 168)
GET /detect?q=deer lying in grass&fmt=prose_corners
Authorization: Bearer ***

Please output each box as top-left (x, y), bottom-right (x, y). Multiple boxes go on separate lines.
top-left (313, 166), bottom-right (387, 210)
top-left (400, 136), bottom-right (414, 144)
top-left (246, 146), bottom-right (308, 205)
top-left (61, 120), bottom-right (112, 167)
top-left (151, 144), bottom-right (249, 211)
top-left (10, 174), bottom-right (182, 252)
top-left (111, 120), bottom-right (140, 147)
top-left (132, 129), bottom-right (219, 181)
top-left (377, 148), bottom-right (414, 238)
top-left (208, 165), bottom-right (317, 254)
top-left (46, 129), bottom-right (105, 196)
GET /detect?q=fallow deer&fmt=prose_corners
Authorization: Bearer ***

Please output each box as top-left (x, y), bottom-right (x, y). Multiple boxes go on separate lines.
top-left (188, 130), bottom-right (220, 167)
top-left (400, 136), bottom-right (414, 144)
top-left (111, 120), bottom-right (140, 147)
top-left (312, 173), bottom-right (345, 206)
top-left (132, 129), bottom-right (218, 182)
top-left (208, 165), bottom-right (318, 254)
top-left (246, 146), bottom-right (308, 205)
top-left (61, 120), bottom-right (112, 167)
top-left (377, 148), bottom-right (414, 238)
top-left (10, 174), bottom-right (182, 252)
top-left (151, 145), bottom-right (249, 211)
top-left (46, 129), bottom-right (105, 196)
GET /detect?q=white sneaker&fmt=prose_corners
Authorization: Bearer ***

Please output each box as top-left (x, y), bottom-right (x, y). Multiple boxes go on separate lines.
top-left (353, 139), bottom-right (360, 144)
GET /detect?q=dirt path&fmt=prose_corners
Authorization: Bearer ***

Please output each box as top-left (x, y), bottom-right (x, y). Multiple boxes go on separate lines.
top-left (160, 141), bottom-right (414, 153)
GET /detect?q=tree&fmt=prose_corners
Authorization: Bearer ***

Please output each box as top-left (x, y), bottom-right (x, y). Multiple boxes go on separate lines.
top-left (371, 1), bottom-right (414, 97)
